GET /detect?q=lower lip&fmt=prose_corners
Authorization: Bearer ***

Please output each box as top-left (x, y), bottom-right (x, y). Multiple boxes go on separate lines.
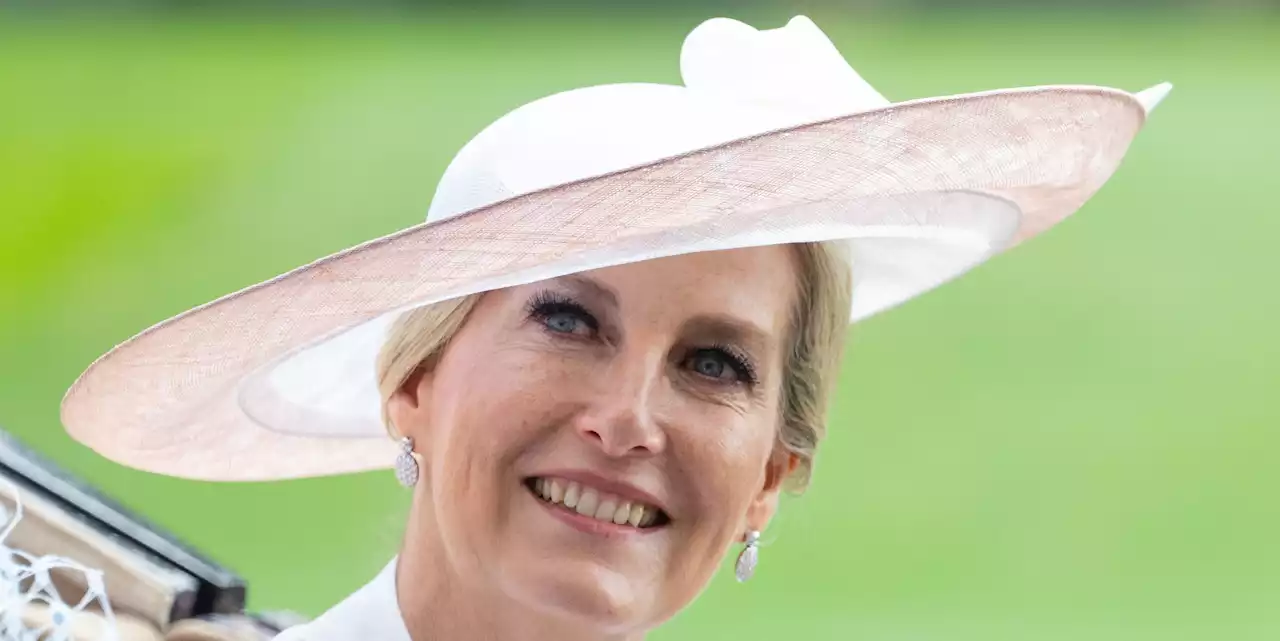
top-left (529, 489), bottom-right (662, 539)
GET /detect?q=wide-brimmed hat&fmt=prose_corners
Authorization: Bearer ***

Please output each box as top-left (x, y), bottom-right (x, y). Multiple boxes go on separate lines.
top-left (61, 16), bottom-right (1170, 482)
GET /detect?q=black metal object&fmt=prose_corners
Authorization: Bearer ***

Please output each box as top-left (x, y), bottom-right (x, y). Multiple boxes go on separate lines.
top-left (0, 428), bottom-right (248, 621)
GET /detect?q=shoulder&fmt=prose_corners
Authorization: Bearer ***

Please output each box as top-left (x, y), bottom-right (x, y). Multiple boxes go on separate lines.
top-left (268, 558), bottom-right (410, 641)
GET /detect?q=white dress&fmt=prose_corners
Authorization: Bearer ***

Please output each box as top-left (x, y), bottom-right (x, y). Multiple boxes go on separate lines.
top-left (272, 558), bottom-right (412, 641)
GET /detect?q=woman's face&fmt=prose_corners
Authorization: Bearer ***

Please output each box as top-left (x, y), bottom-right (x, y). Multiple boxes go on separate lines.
top-left (389, 246), bottom-right (800, 633)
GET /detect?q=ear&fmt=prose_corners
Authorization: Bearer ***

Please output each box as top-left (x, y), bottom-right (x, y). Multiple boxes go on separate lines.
top-left (743, 448), bottom-right (799, 539)
top-left (386, 366), bottom-right (433, 442)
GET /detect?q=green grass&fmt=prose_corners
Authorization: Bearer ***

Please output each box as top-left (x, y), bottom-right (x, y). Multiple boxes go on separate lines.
top-left (1, 10), bottom-right (1277, 640)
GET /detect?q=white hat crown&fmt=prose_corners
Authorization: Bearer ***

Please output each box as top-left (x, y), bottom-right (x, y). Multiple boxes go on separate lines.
top-left (426, 16), bottom-right (886, 225)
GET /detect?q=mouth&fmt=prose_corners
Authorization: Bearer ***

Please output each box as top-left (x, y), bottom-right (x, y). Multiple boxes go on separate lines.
top-left (524, 476), bottom-right (671, 530)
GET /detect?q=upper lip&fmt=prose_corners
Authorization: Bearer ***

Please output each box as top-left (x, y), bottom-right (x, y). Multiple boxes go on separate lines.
top-left (533, 469), bottom-right (670, 516)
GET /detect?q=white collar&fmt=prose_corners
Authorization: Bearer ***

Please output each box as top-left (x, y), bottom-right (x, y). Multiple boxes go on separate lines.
top-left (276, 557), bottom-right (411, 641)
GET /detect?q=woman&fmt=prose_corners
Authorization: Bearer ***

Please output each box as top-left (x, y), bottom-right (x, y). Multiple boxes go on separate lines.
top-left (60, 15), bottom-right (1170, 641)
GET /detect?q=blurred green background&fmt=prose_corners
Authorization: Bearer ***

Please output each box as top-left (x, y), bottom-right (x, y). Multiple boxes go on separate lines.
top-left (2, 2), bottom-right (1277, 640)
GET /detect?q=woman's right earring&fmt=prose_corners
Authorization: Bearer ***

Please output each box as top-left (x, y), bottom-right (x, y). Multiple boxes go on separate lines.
top-left (735, 530), bottom-right (760, 582)
top-left (394, 436), bottom-right (419, 488)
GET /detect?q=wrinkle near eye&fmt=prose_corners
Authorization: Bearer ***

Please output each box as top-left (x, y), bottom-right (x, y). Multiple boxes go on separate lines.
top-left (671, 364), bottom-right (766, 413)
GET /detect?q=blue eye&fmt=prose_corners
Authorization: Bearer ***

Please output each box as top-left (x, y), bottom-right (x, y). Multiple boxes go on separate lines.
top-left (686, 346), bottom-right (758, 386)
top-left (691, 353), bottom-right (728, 379)
top-left (527, 290), bottom-right (598, 337)
top-left (544, 311), bottom-right (585, 334)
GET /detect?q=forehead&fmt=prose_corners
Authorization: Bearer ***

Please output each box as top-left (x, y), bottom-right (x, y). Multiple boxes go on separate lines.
top-left (576, 245), bottom-right (798, 331)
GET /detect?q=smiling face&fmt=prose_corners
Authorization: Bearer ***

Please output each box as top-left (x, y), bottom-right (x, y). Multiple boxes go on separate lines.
top-left (386, 246), bottom-right (805, 634)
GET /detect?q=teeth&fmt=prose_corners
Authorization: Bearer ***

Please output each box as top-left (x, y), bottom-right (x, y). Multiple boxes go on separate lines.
top-left (594, 498), bottom-right (617, 521)
top-left (612, 502), bottom-right (631, 525)
top-left (575, 489), bottom-right (599, 516)
top-left (530, 478), bottom-right (662, 528)
top-left (628, 503), bottom-right (645, 527)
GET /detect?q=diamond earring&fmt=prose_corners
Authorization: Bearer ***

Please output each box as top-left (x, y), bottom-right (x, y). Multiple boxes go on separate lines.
top-left (394, 436), bottom-right (419, 488)
top-left (735, 530), bottom-right (760, 582)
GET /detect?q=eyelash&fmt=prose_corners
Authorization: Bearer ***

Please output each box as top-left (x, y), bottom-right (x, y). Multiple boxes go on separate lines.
top-left (525, 289), bottom-right (759, 387)
top-left (692, 343), bottom-right (760, 387)
top-left (526, 290), bottom-right (599, 334)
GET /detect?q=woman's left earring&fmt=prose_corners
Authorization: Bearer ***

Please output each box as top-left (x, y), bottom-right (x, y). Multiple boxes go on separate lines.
top-left (735, 530), bottom-right (761, 582)
top-left (394, 436), bottom-right (419, 488)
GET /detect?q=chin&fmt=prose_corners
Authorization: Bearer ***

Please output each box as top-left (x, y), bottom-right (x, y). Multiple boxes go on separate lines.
top-left (509, 559), bottom-right (657, 632)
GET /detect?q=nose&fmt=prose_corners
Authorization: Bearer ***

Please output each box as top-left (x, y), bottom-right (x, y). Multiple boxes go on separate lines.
top-left (574, 355), bottom-right (668, 459)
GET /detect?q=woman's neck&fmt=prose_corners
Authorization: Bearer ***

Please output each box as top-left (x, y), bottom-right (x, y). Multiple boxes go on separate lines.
top-left (395, 502), bottom-right (646, 641)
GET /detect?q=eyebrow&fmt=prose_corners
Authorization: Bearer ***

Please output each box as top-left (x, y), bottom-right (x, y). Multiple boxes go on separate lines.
top-left (557, 274), bottom-right (619, 309)
top-left (680, 314), bottom-right (775, 357)
top-left (551, 274), bottom-right (777, 354)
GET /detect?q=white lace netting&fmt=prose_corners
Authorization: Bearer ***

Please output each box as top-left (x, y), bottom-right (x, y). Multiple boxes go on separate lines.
top-left (0, 482), bottom-right (119, 641)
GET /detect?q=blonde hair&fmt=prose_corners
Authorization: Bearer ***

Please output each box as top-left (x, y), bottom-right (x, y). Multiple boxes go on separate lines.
top-left (376, 243), bottom-right (852, 492)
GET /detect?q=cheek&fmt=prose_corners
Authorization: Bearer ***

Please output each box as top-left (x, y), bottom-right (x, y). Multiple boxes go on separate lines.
top-left (425, 343), bottom-right (578, 488)
top-left (685, 423), bottom-right (773, 510)
top-left (653, 414), bottom-right (775, 614)
top-left (418, 347), bottom-right (562, 560)
top-left (667, 404), bottom-right (778, 541)
top-left (669, 386), bottom-right (780, 496)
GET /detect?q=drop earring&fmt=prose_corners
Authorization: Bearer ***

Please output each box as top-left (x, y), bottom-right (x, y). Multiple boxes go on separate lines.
top-left (394, 436), bottom-right (419, 488)
top-left (735, 529), bottom-right (760, 582)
